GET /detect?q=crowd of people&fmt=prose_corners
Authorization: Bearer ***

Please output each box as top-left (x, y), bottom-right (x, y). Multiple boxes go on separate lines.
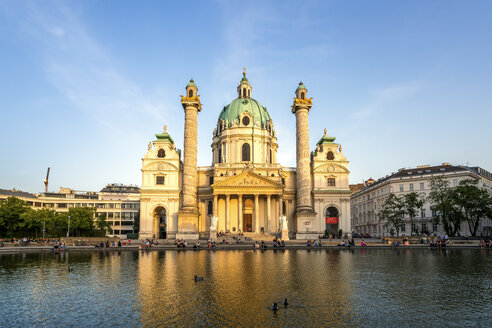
top-left (429, 234), bottom-right (449, 247)
top-left (479, 238), bottom-right (492, 248)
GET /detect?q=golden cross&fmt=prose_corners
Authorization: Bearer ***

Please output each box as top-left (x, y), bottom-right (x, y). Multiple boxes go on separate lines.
top-left (243, 67), bottom-right (246, 76)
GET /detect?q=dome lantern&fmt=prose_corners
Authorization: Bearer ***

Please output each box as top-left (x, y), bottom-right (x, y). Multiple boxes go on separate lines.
top-left (237, 68), bottom-right (252, 99)
top-left (295, 81), bottom-right (307, 99)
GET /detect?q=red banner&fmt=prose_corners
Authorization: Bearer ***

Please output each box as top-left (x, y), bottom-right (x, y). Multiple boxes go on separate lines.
top-left (325, 217), bottom-right (339, 224)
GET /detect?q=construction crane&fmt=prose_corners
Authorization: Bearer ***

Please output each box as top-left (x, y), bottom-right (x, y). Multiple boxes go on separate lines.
top-left (44, 167), bottom-right (50, 193)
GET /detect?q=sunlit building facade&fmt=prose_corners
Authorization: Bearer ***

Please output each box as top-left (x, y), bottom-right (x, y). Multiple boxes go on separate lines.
top-left (350, 164), bottom-right (492, 237)
top-left (139, 72), bottom-right (352, 240)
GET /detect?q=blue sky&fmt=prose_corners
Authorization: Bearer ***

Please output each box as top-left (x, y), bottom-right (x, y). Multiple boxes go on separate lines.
top-left (1, 0), bottom-right (491, 193)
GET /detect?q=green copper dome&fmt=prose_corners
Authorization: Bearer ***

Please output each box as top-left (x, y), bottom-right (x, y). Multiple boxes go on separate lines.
top-left (218, 98), bottom-right (271, 128)
top-left (186, 79), bottom-right (197, 89)
top-left (296, 82), bottom-right (306, 91)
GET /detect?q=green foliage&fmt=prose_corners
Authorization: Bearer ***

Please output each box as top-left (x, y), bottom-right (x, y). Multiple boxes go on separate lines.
top-left (0, 197), bottom-right (33, 237)
top-left (58, 207), bottom-right (96, 237)
top-left (0, 197), bottom-right (111, 238)
top-left (428, 176), bottom-right (492, 237)
top-left (133, 211), bottom-right (140, 233)
top-left (379, 193), bottom-right (405, 237)
top-left (453, 179), bottom-right (492, 236)
top-left (428, 176), bottom-right (462, 236)
top-left (95, 213), bottom-right (112, 234)
top-left (403, 192), bottom-right (425, 236)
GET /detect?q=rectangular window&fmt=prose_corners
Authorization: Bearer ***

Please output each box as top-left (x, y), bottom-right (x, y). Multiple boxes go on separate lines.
top-left (401, 224), bottom-right (406, 232)
top-left (420, 182), bottom-right (424, 190)
top-left (209, 176), bottom-right (214, 185)
top-left (58, 203), bottom-right (67, 208)
top-left (432, 210), bottom-right (436, 217)
top-left (421, 209), bottom-right (425, 218)
top-left (327, 178), bottom-right (336, 186)
top-left (156, 176), bottom-right (165, 185)
top-left (432, 223), bottom-right (438, 232)
top-left (109, 203), bottom-right (114, 209)
top-left (422, 223), bottom-right (427, 232)
top-left (412, 223), bottom-right (417, 233)
top-left (409, 184), bottom-right (414, 191)
top-left (400, 185), bottom-right (404, 192)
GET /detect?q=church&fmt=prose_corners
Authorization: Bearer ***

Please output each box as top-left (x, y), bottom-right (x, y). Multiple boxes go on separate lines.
top-left (139, 71), bottom-right (351, 240)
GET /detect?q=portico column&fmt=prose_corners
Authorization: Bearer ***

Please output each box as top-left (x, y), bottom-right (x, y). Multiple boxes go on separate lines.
top-left (213, 195), bottom-right (218, 217)
top-left (238, 194), bottom-right (243, 232)
top-left (278, 195), bottom-right (283, 232)
top-left (254, 194), bottom-right (259, 233)
top-left (267, 195), bottom-right (271, 233)
top-left (225, 194), bottom-right (230, 232)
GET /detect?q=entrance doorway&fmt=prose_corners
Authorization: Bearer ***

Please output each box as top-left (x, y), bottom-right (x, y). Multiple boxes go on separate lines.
top-left (154, 206), bottom-right (167, 239)
top-left (243, 214), bottom-right (252, 232)
top-left (325, 207), bottom-right (339, 236)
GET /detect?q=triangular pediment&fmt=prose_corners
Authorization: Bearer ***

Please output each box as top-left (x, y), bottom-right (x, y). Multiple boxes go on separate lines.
top-left (212, 170), bottom-right (283, 189)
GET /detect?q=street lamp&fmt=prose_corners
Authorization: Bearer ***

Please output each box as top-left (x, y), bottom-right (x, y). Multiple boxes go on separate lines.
top-left (67, 215), bottom-right (71, 238)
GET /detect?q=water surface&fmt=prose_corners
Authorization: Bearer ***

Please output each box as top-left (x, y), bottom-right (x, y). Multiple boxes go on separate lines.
top-left (0, 248), bottom-right (490, 327)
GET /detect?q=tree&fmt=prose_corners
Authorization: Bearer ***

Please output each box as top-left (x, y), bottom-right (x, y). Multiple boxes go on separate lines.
top-left (403, 192), bottom-right (425, 236)
top-left (453, 179), bottom-right (492, 236)
top-left (379, 193), bottom-right (406, 237)
top-left (58, 207), bottom-right (95, 237)
top-left (428, 176), bottom-right (462, 236)
top-left (0, 197), bottom-right (32, 237)
top-left (133, 211), bottom-right (140, 233)
top-left (95, 213), bottom-right (112, 234)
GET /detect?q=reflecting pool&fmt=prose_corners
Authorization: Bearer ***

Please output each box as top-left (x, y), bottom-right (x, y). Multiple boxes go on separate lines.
top-left (0, 248), bottom-right (490, 327)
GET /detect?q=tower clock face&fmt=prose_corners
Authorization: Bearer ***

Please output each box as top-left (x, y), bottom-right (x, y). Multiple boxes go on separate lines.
top-left (242, 116), bottom-right (250, 126)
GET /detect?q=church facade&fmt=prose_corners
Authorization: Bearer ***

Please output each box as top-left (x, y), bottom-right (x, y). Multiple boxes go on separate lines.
top-left (139, 72), bottom-right (351, 240)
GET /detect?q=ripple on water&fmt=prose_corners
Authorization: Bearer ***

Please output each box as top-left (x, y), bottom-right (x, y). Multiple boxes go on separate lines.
top-left (0, 248), bottom-right (491, 327)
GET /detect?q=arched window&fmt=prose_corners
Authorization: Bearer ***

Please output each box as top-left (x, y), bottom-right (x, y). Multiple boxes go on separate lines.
top-left (282, 201), bottom-right (286, 215)
top-left (188, 89), bottom-right (193, 97)
top-left (242, 88), bottom-right (246, 98)
top-left (301, 92), bottom-right (305, 99)
top-left (248, 89), bottom-right (250, 97)
top-left (327, 151), bottom-right (334, 160)
top-left (157, 149), bottom-right (165, 158)
top-left (270, 149), bottom-right (272, 164)
top-left (207, 201), bottom-right (213, 215)
top-left (242, 143), bottom-right (250, 162)
top-left (218, 147), bottom-right (222, 163)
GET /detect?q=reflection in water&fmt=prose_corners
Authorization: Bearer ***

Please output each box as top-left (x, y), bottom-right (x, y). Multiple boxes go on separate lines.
top-left (137, 249), bottom-right (357, 327)
top-left (0, 249), bottom-right (491, 327)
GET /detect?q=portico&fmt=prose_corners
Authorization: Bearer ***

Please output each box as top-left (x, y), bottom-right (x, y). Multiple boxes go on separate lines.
top-left (211, 171), bottom-right (284, 234)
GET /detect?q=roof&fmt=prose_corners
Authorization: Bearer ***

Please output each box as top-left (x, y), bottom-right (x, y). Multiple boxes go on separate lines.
top-left (218, 97), bottom-right (271, 128)
top-left (155, 132), bottom-right (174, 144)
top-left (100, 184), bottom-right (140, 193)
top-left (0, 189), bottom-right (37, 199)
top-left (186, 79), bottom-right (197, 89)
top-left (317, 134), bottom-right (336, 145)
top-left (296, 82), bottom-right (307, 91)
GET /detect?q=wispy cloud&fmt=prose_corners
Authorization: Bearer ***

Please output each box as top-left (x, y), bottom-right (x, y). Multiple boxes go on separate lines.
top-left (351, 82), bottom-right (421, 120)
top-left (21, 1), bottom-right (166, 136)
